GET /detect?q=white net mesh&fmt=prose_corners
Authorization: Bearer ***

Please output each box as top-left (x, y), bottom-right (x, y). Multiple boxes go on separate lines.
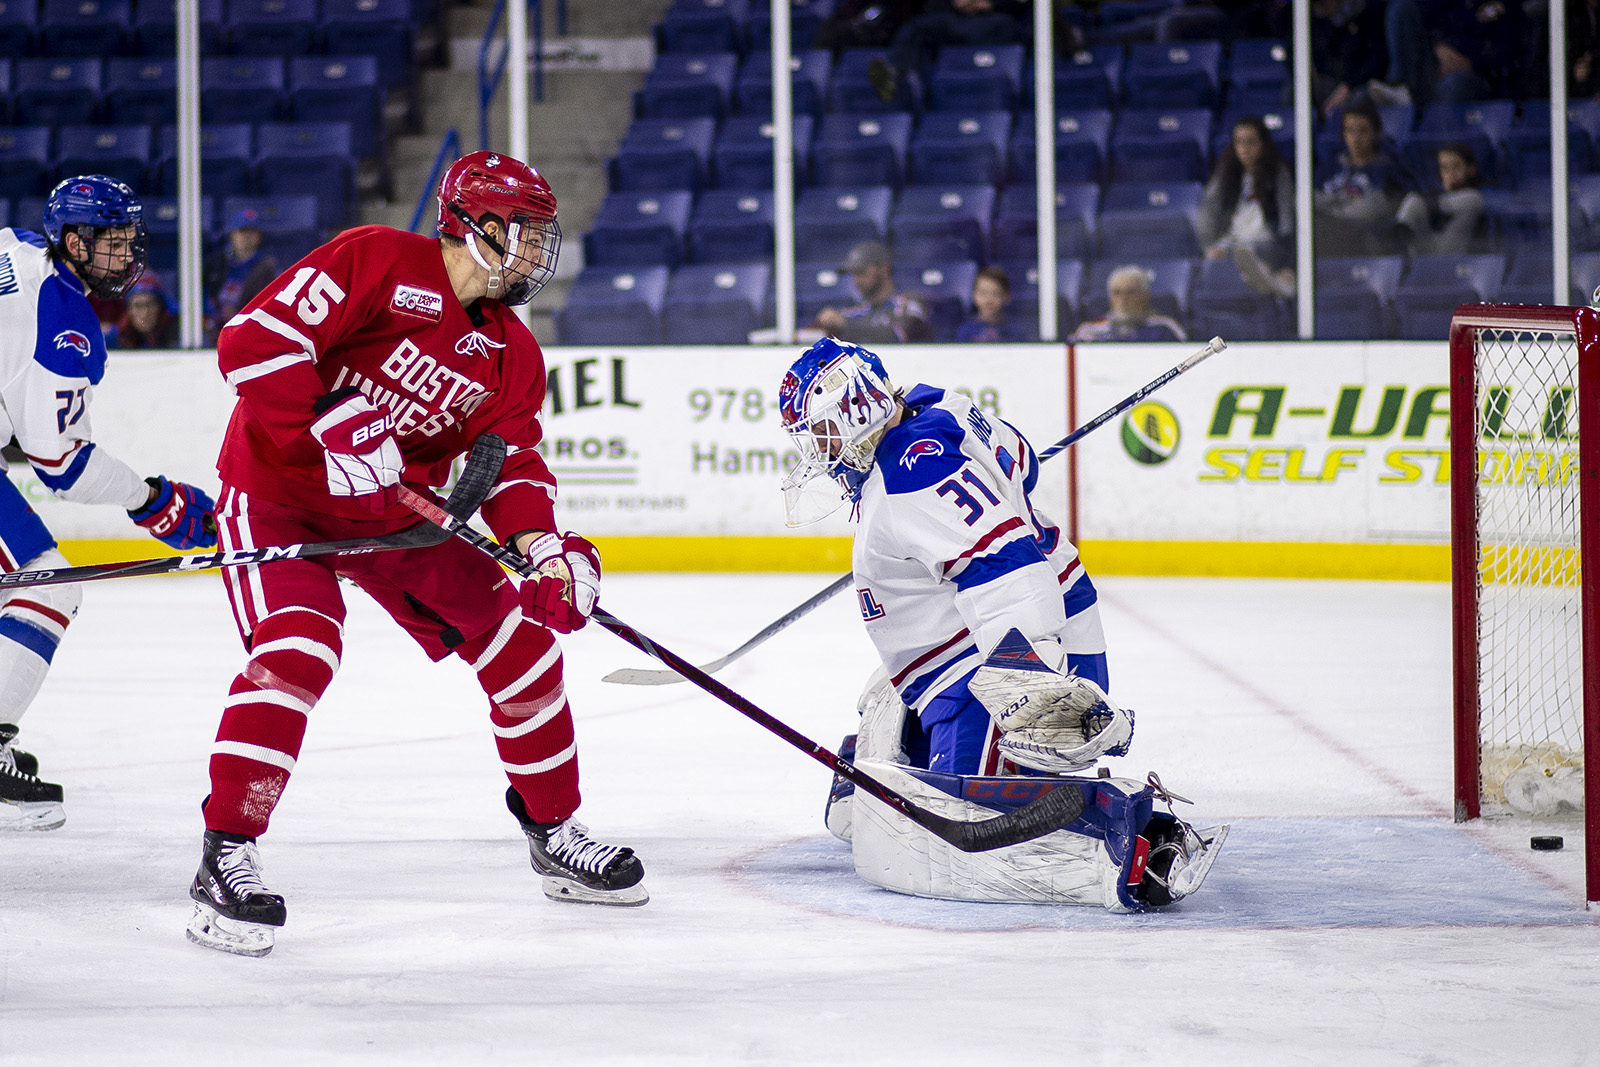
top-left (1474, 327), bottom-right (1587, 816)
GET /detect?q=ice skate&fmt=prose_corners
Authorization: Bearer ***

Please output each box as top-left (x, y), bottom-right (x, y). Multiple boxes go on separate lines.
top-left (506, 787), bottom-right (648, 907)
top-left (824, 734), bottom-right (857, 841)
top-left (0, 723), bottom-right (64, 832)
top-left (186, 830), bottom-right (287, 957)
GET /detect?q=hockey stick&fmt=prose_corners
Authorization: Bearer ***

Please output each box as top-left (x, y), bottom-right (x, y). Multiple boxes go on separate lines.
top-left (0, 434), bottom-right (508, 591)
top-left (396, 485), bottom-right (1089, 853)
top-left (604, 335), bottom-right (1229, 685)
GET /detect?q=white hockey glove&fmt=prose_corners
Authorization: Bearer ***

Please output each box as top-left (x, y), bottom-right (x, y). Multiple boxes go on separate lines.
top-left (310, 387), bottom-right (403, 508)
top-left (968, 628), bottom-right (1133, 774)
top-left (519, 532), bottom-right (601, 634)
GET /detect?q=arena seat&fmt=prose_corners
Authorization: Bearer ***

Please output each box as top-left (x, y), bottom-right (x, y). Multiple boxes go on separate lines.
top-left (1314, 256), bottom-right (1403, 340)
top-left (811, 112), bottom-right (914, 188)
top-left (132, 0), bottom-right (224, 56)
top-left (712, 115), bottom-right (812, 189)
top-left (155, 123), bottom-right (253, 198)
top-left (663, 263), bottom-right (773, 343)
top-left (556, 266), bottom-right (669, 345)
top-left (910, 110), bottom-right (1011, 186)
top-left (14, 59), bottom-right (103, 127)
top-left (893, 260), bottom-right (979, 341)
top-left (583, 190), bottom-right (694, 268)
top-left (1110, 107), bottom-right (1213, 183)
top-left (0, 128), bottom-right (53, 200)
top-left (635, 52), bottom-right (739, 120)
top-left (991, 181), bottom-right (1099, 262)
top-left (289, 55), bottom-right (383, 161)
top-left (746, 0), bottom-right (830, 52)
top-left (321, 0), bottom-right (414, 92)
top-left (656, 0), bottom-right (748, 55)
top-left (687, 188), bottom-right (774, 264)
top-left (890, 184), bottom-right (996, 265)
top-left (1393, 254), bottom-right (1505, 339)
top-left (1008, 109), bottom-right (1113, 185)
top-left (793, 184), bottom-right (892, 264)
top-left (1042, 44), bottom-right (1123, 110)
top-left (928, 44), bottom-right (1024, 113)
top-left (830, 48), bottom-right (917, 114)
top-left (54, 125), bottom-right (151, 191)
top-left (39, 0), bottom-right (130, 57)
top-left (609, 117), bottom-right (717, 192)
top-left (106, 58), bottom-right (178, 127)
top-left (1097, 181), bottom-right (1203, 261)
top-left (735, 50), bottom-right (831, 120)
top-left (255, 122), bottom-right (356, 230)
top-left (1191, 256), bottom-right (1286, 341)
top-left (1123, 41), bottom-right (1221, 110)
top-left (226, 0), bottom-right (319, 57)
top-left (202, 57), bottom-right (287, 126)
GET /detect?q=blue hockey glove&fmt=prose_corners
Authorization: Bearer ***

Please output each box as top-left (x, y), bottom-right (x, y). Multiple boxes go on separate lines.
top-left (129, 476), bottom-right (217, 550)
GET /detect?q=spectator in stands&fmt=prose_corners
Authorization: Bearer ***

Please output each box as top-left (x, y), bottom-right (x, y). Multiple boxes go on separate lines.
top-left (205, 209), bottom-right (279, 340)
top-left (1423, 0), bottom-right (1533, 103)
top-left (815, 240), bottom-right (934, 344)
top-left (1313, 100), bottom-right (1414, 256)
top-left (1197, 116), bottom-right (1297, 299)
top-left (1572, 0), bottom-right (1600, 100)
top-left (815, 0), bottom-right (919, 50)
top-left (1310, 0), bottom-right (1390, 116)
top-left (1394, 141), bottom-right (1486, 256)
top-left (1070, 266), bottom-right (1187, 342)
top-left (866, 0), bottom-right (1029, 104)
top-left (956, 266), bottom-right (1015, 342)
top-left (109, 276), bottom-right (180, 349)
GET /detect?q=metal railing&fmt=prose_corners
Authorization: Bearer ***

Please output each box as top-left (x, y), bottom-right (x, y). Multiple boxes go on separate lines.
top-left (478, 0), bottom-right (545, 152)
top-left (410, 127), bottom-right (464, 233)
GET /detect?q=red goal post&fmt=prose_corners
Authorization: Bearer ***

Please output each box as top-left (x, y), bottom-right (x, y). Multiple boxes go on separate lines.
top-left (1450, 303), bottom-right (1600, 906)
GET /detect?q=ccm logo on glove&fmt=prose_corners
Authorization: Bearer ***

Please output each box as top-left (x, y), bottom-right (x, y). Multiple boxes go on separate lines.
top-left (129, 476), bottom-right (217, 550)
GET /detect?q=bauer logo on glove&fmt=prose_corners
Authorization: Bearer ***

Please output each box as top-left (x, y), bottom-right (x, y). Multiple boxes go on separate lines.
top-left (519, 531), bottom-right (601, 634)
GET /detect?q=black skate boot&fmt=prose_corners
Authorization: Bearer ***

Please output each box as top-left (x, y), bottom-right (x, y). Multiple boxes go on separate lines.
top-left (186, 830), bottom-right (287, 957)
top-left (0, 723), bottom-right (65, 832)
top-left (824, 733), bottom-right (857, 841)
top-left (506, 787), bottom-right (648, 907)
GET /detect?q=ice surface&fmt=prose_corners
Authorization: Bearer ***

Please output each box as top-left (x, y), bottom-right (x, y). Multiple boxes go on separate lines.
top-left (3, 573), bottom-right (1598, 1065)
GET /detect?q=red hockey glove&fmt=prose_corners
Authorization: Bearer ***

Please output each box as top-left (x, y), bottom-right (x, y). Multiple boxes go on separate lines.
top-left (519, 532), bottom-right (601, 633)
top-left (310, 387), bottom-right (403, 510)
top-left (128, 476), bottom-right (217, 550)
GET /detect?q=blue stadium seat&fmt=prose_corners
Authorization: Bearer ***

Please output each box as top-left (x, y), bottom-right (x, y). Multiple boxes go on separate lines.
top-left (0, 200), bottom-right (9, 229)
top-left (106, 58), bottom-right (176, 126)
top-left (227, 0), bottom-right (319, 56)
top-left (1314, 256), bottom-right (1402, 339)
top-left (1191, 256), bottom-right (1286, 341)
top-left (321, 0), bottom-right (414, 92)
top-left (1480, 187), bottom-right (1550, 254)
top-left (557, 266), bottom-right (669, 345)
top-left (1095, 0), bottom-right (1169, 40)
top-left (830, 48), bottom-right (916, 113)
top-left (1008, 109), bottom-right (1112, 184)
top-left (0, 1), bottom-right (38, 57)
top-left (1044, 45), bottom-right (1122, 110)
top-left (1226, 39), bottom-right (1288, 108)
top-left (811, 112), bottom-right (913, 188)
top-left (1570, 101), bottom-right (1600, 171)
top-left (736, 49), bottom-right (831, 120)
top-left (910, 110), bottom-right (1011, 186)
top-left (203, 57), bottom-right (287, 125)
top-left (747, 0), bottom-right (832, 52)
top-left (256, 123), bottom-right (356, 230)
top-left (1416, 100), bottom-right (1515, 154)
top-left (143, 195), bottom-right (215, 272)
top-left (893, 260), bottom-right (978, 341)
top-left (687, 188), bottom-right (773, 263)
top-left (1097, 181), bottom-right (1203, 261)
top-left (996, 259), bottom-right (1087, 340)
top-left (635, 52), bottom-right (738, 120)
top-left (797, 264), bottom-right (854, 325)
top-left (794, 184), bottom-right (892, 264)
top-left (712, 114), bottom-right (812, 189)
top-left (1111, 107), bottom-right (1213, 182)
top-left (156, 123), bottom-right (254, 197)
top-left (1123, 41), bottom-right (1221, 109)
top-left (891, 184), bottom-right (996, 264)
top-left (55, 125), bottom-right (151, 190)
top-left (1394, 254), bottom-right (1505, 340)
top-left (10, 197), bottom-right (47, 233)
top-left (1081, 257), bottom-right (1195, 324)
top-left (656, 0), bottom-right (748, 54)
top-left (929, 44), bottom-right (1024, 112)
top-left (1572, 252), bottom-right (1600, 303)
top-left (133, 0), bottom-right (224, 56)
top-left (610, 117), bottom-right (717, 191)
top-left (1503, 108), bottom-right (1596, 186)
top-left (40, 0), bottom-right (131, 57)
top-left (663, 263), bottom-right (773, 344)
top-left (0, 60), bottom-right (10, 125)
top-left (991, 181), bottom-right (1099, 261)
top-left (1499, 243), bottom-right (1554, 305)
top-left (219, 194), bottom-right (321, 265)
top-left (584, 190), bottom-right (694, 268)
top-left (14, 59), bottom-right (103, 127)
top-left (290, 55), bottom-right (382, 160)
top-left (0, 128), bottom-right (53, 200)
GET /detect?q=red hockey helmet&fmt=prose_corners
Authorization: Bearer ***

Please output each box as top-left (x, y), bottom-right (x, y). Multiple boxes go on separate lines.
top-left (436, 150), bottom-right (561, 306)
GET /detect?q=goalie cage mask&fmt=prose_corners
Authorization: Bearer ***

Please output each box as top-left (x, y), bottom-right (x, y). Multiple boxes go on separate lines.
top-left (437, 150), bottom-right (562, 306)
top-left (778, 338), bottom-right (898, 526)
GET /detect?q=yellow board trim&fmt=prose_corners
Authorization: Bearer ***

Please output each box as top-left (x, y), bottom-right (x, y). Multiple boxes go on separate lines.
top-left (54, 537), bottom-right (1451, 581)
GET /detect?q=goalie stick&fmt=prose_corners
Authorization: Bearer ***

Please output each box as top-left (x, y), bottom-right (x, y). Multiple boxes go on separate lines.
top-left (604, 335), bottom-right (1229, 686)
top-left (0, 434), bottom-right (508, 590)
top-left (396, 481), bottom-right (1089, 853)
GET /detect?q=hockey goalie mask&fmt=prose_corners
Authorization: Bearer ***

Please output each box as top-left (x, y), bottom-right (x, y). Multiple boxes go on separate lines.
top-left (437, 151), bottom-right (562, 306)
top-left (778, 339), bottom-right (898, 526)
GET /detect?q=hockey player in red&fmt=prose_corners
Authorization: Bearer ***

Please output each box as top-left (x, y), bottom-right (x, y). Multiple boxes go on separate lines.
top-left (185, 151), bottom-right (646, 958)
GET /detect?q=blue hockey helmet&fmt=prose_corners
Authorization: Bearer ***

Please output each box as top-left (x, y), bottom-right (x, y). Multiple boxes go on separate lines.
top-left (43, 175), bottom-right (148, 300)
top-left (778, 338), bottom-right (898, 525)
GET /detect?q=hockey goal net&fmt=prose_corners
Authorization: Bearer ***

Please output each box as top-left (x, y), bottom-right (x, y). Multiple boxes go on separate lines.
top-left (1451, 304), bottom-right (1600, 905)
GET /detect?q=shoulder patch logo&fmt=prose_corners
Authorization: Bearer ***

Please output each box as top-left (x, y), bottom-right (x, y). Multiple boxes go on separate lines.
top-left (391, 284), bottom-right (445, 322)
top-left (900, 438), bottom-right (945, 469)
top-left (53, 329), bottom-right (91, 358)
top-left (456, 331), bottom-right (507, 358)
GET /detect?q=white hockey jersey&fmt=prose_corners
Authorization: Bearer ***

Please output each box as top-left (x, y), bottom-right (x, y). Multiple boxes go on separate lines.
top-left (0, 228), bottom-right (146, 509)
top-left (853, 385), bottom-right (1104, 713)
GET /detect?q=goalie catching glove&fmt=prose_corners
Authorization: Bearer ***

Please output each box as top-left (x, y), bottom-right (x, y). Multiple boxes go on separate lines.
top-left (968, 628), bottom-right (1134, 774)
top-left (519, 532), bottom-right (601, 634)
top-left (309, 387), bottom-right (403, 508)
top-left (128, 476), bottom-right (217, 550)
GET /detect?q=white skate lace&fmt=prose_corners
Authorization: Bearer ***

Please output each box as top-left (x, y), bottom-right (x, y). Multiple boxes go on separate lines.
top-left (546, 821), bottom-right (624, 875)
top-left (0, 746), bottom-right (40, 784)
top-left (216, 839), bottom-right (273, 898)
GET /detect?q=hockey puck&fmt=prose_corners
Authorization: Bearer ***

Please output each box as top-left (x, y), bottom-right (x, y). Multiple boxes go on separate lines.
top-left (1530, 835), bottom-right (1565, 851)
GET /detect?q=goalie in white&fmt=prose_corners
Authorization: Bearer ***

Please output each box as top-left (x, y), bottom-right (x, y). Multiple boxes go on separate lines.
top-left (778, 339), bottom-right (1224, 908)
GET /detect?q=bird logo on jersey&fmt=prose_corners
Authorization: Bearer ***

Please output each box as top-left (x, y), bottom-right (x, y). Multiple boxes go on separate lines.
top-left (53, 330), bottom-right (92, 358)
top-left (901, 439), bottom-right (945, 469)
top-left (455, 331), bottom-right (506, 358)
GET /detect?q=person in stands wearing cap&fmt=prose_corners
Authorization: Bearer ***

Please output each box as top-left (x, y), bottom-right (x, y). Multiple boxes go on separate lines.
top-left (204, 209), bottom-right (279, 340)
top-left (109, 275), bottom-right (180, 349)
top-left (814, 240), bottom-right (932, 344)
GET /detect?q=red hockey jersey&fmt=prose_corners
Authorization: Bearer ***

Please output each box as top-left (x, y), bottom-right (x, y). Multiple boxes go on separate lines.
top-left (215, 225), bottom-right (557, 542)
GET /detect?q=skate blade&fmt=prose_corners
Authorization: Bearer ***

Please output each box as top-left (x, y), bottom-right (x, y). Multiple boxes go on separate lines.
top-left (1168, 824), bottom-right (1229, 901)
top-left (540, 875), bottom-right (649, 907)
top-left (0, 799), bottom-right (65, 832)
top-left (185, 902), bottom-right (277, 957)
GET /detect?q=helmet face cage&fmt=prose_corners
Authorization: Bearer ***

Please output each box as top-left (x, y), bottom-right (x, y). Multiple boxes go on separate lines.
top-left (44, 176), bottom-right (148, 300)
top-left (436, 151), bottom-right (561, 306)
top-left (778, 340), bottom-right (896, 526)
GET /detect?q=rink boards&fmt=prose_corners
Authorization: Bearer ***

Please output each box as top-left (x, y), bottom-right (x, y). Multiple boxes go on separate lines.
top-left (16, 341), bottom-right (1450, 579)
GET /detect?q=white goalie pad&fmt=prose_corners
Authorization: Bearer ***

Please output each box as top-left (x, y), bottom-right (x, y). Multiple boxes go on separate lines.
top-left (826, 668), bottom-right (912, 842)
